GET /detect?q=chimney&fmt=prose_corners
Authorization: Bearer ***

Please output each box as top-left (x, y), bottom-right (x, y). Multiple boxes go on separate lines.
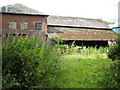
top-left (2, 6), bottom-right (8, 12)
top-left (5, 6), bottom-right (8, 12)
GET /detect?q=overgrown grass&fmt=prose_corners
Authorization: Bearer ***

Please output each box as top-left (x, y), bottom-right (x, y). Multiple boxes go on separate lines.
top-left (2, 35), bottom-right (120, 89)
top-left (56, 46), bottom-right (119, 88)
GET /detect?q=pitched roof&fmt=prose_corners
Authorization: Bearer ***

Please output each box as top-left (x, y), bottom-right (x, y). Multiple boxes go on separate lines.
top-left (48, 15), bottom-right (110, 29)
top-left (48, 26), bottom-right (119, 41)
top-left (1, 3), bottom-right (46, 16)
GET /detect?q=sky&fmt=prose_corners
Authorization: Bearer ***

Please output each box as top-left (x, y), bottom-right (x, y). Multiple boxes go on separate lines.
top-left (0, 0), bottom-right (120, 25)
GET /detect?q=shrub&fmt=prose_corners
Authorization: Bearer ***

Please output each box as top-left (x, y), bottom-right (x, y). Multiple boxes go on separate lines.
top-left (106, 39), bottom-right (120, 88)
top-left (99, 60), bottom-right (120, 88)
top-left (107, 39), bottom-right (120, 61)
top-left (109, 60), bottom-right (120, 87)
top-left (2, 34), bottom-right (61, 89)
top-left (49, 35), bottom-right (63, 45)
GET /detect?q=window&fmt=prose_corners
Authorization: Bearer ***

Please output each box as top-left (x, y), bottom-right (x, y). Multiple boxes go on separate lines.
top-left (9, 21), bottom-right (17, 29)
top-left (20, 22), bottom-right (28, 30)
top-left (35, 23), bottom-right (42, 30)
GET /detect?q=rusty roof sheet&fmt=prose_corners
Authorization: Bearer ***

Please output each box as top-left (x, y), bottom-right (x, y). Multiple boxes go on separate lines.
top-left (48, 26), bottom-right (119, 41)
top-left (1, 3), bottom-right (46, 15)
top-left (48, 15), bottom-right (110, 29)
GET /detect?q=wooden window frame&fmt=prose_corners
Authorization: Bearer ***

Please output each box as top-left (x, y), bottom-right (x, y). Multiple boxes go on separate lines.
top-left (35, 23), bottom-right (42, 30)
top-left (9, 21), bottom-right (17, 29)
top-left (20, 22), bottom-right (28, 30)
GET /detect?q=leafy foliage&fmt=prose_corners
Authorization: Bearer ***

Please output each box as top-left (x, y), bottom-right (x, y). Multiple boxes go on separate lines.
top-left (106, 39), bottom-right (120, 88)
top-left (107, 39), bottom-right (120, 61)
top-left (2, 34), bottom-right (61, 89)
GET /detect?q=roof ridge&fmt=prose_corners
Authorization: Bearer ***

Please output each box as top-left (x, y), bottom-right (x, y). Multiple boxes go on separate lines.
top-left (49, 15), bottom-right (102, 21)
top-left (1, 3), bottom-right (46, 15)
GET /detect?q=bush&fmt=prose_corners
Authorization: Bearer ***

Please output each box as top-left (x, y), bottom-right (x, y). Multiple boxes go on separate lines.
top-left (107, 39), bottom-right (120, 61)
top-left (99, 60), bottom-right (120, 88)
top-left (106, 39), bottom-right (120, 88)
top-left (109, 60), bottom-right (120, 87)
top-left (2, 34), bottom-right (61, 89)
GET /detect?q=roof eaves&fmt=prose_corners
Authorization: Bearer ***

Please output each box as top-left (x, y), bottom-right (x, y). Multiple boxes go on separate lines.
top-left (47, 24), bottom-right (111, 30)
top-left (0, 12), bottom-right (49, 17)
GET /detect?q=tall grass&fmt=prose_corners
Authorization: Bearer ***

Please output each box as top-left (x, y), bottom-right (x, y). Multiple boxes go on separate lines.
top-left (56, 45), bottom-right (120, 88)
top-left (56, 53), bottom-right (111, 88)
top-left (58, 43), bottom-right (108, 55)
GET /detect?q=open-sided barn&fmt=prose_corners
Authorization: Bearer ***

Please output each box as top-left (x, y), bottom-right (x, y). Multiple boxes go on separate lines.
top-left (47, 15), bottom-right (119, 46)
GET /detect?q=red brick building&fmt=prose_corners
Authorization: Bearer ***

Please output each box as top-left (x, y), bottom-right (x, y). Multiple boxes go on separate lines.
top-left (2, 12), bottom-right (48, 34)
top-left (1, 4), bottom-right (48, 36)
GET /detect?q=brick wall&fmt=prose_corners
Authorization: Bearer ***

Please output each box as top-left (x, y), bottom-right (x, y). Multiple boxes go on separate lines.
top-left (2, 13), bottom-right (48, 33)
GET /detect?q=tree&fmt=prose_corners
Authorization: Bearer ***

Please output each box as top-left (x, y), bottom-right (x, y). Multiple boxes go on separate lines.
top-left (99, 18), bottom-right (115, 25)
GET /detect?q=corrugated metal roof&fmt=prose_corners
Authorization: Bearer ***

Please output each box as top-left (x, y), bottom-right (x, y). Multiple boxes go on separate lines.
top-left (1, 3), bottom-right (46, 15)
top-left (48, 15), bottom-right (110, 29)
top-left (48, 26), bottom-right (119, 40)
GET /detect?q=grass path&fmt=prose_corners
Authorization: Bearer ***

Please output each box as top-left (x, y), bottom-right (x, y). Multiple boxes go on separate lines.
top-left (57, 53), bottom-right (112, 88)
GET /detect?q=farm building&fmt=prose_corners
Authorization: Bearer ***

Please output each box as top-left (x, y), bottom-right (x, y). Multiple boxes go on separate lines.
top-left (1, 3), bottom-right (119, 46)
top-left (1, 3), bottom-right (48, 40)
top-left (47, 15), bottom-right (119, 46)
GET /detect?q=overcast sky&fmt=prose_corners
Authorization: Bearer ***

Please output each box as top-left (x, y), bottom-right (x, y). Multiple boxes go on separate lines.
top-left (0, 0), bottom-right (120, 23)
